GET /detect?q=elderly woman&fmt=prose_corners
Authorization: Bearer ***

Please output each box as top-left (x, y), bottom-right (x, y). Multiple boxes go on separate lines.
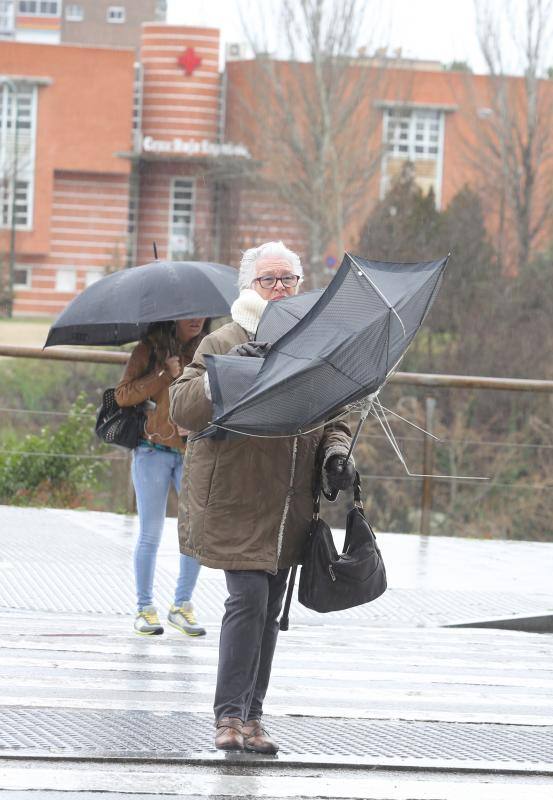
top-left (169, 241), bottom-right (354, 753)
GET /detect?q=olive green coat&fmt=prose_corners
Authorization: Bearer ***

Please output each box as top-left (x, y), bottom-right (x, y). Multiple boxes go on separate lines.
top-left (169, 321), bottom-right (351, 572)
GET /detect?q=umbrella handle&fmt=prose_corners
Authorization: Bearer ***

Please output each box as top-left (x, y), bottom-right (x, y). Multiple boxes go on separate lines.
top-left (153, 241), bottom-right (159, 260)
top-left (345, 406), bottom-right (370, 462)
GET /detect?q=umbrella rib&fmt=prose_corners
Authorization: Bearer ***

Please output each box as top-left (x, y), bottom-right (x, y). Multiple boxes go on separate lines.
top-left (370, 405), bottom-right (409, 470)
top-left (346, 251), bottom-right (406, 338)
top-left (377, 402), bottom-right (441, 441)
top-left (371, 401), bottom-right (489, 481)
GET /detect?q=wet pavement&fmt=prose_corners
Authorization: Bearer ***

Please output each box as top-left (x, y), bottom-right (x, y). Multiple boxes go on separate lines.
top-left (1, 504), bottom-right (553, 798)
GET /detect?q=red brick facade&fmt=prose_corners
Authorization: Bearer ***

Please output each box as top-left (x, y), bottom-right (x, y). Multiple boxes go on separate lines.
top-left (0, 24), bottom-right (550, 316)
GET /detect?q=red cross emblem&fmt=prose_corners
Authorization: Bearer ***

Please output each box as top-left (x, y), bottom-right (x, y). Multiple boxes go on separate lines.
top-left (177, 47), bottom-right (202, 76)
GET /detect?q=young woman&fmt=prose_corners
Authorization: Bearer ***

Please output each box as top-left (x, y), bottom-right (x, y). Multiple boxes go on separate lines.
top-left (116, 318), bottom-right (207, 636)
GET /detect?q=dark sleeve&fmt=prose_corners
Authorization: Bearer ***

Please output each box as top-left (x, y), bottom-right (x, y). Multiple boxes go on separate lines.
top-left (320, 418), bottom-right (352, 461)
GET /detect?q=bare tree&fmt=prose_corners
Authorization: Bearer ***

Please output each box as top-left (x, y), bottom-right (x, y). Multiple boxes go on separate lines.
top-left (470, 0), bottom-right (553, 272)
top-left (233, 0), bottom-right (390, 285)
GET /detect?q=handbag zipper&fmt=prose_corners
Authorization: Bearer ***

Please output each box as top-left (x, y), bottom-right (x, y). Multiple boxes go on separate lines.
top-left (328, 563), bottom-right (336, 582)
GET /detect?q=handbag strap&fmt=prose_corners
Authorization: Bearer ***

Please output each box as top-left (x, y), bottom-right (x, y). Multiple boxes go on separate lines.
top-left (353, 470), bottom-right (363, 509)
top-left (278, 565), bottom-right (297, 632)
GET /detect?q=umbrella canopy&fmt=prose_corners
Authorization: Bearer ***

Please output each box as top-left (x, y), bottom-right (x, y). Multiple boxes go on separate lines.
top-left (44, 260), bottom-right (239, 347)
top-left (203, 252), bottom-right (448, 437)
top-left (256, 289), bottom-right (323, 343)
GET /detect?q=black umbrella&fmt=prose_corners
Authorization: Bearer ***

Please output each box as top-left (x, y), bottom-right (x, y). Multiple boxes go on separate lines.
top-left (44, 260), bottom-right (239, 347)
top-left (203, 252), bottom-right (448, 437)
top-left (256, 289), bottom-right (323, 343)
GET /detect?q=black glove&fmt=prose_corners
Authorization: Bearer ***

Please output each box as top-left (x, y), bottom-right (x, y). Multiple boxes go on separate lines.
top-left (228, 341), bottom-right (271, 358)
top-left (325, 455), bottom-right (356, 491)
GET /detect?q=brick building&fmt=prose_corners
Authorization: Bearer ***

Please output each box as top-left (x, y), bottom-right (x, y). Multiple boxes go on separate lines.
top-left (0, 0), bottom-right (165, 47)
top-left (0, 22), bottom-right (549, 316)
top-left (0, 40), bottom-right (134, 314)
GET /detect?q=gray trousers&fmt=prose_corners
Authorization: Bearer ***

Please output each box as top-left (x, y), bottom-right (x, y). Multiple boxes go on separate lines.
top-left (213, 568), bottom-right (289, 722)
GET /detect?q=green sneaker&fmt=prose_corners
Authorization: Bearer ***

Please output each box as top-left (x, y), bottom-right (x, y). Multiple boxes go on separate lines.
top-left (167, 602), bottom-right (206, 637)
top-left (134, 606), bottom-right (164, 636)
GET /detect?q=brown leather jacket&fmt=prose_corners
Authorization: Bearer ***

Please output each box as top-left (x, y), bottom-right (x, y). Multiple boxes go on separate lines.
top-left (115, 335), bottom-right (203, 451)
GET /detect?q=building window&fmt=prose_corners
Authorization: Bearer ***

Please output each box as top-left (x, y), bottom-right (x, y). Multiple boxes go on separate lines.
top-left (155, 0), bottom-right (166, 21)
top-left (17, 1), bottom-right (60, 15)
top-left (169, 178), bottom-right (195, 259)
top-left (131, 61), bottom-right (143, 151)
top-left (64, 3), bottom-right (83, 21)
top-left (55, 269), bottom-right (76, 292)
top-left (85, 270), bottom-right (102, 287)
top-left (106, 5), bottom-right (125, 23)
top-left (13, 265), bottom-right (31, 288)
top-left (0, 84), bottom-right (37, 230)
top-left (384, 107), bottom-right (442, 159)
top-left (0, 1), bottom-right (15, 36)
top-left (381, 106), bottom-right (445, 206)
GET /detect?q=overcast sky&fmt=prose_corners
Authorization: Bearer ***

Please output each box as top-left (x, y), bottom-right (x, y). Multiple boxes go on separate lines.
top-left (166, 0), bottom-right (488, 72)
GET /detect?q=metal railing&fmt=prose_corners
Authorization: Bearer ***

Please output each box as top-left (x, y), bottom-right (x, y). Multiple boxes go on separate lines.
top-left (3, 344), bottom-right (553, 392)
top-left (2, 343), bottom-right (553, 534)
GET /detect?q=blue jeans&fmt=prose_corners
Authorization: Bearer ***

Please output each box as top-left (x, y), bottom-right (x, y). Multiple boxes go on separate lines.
top-left (132, 445), bottom-right (201, 611)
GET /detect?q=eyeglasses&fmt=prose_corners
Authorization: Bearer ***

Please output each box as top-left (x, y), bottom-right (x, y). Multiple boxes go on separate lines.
top-left (254, 274), bottom-right (300, 290)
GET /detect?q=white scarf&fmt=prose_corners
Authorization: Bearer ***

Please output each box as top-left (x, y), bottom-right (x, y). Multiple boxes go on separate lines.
top-left (231, 289), bottom-right (268, 336)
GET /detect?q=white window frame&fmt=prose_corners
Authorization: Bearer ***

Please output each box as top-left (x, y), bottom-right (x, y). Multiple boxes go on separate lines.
top-left (384, 107), bottom-right (443, 160)
top-left (106, 5), bottom-right (125, 23)
top-left (17, 1), bottom-right (60, 16)
top-left (13, 264), bottom-right (31, 288)
top-left (64, 3), bottom-right (83, 21)
top-left (0, 83), bottom-right (37, 231)
top-left (169, 177), bottom-right (195, 260)
top-left (85, 270), bottom-right (103, 288)
top-left (55, 269), bottom-right (77, 293)
top-left (380, 106), bottom-right (445, 207)
top-left (0, 1), bottom-right (15, 35)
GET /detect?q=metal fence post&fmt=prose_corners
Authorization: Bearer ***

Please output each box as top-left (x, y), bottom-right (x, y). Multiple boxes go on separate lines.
top-left (420, 397), bottom-right (436, 535)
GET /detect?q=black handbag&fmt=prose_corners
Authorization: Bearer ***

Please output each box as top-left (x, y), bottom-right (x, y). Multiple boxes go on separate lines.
top-left (95, 387), bottom-right (148, 449)
top-left (280, 472), bottom-right (386, 629)
top-left (95, 350), bottom-right (156, 450)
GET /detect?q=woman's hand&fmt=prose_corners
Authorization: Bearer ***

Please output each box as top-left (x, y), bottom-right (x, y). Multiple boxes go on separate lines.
top-left (228, 341), bottom-right (271, 358)
top-left (165, 355), bottom-right (181, 378)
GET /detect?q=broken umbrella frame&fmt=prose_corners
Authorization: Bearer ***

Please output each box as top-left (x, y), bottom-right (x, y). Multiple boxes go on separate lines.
top-left (200, 251), bottom-right (488, 484)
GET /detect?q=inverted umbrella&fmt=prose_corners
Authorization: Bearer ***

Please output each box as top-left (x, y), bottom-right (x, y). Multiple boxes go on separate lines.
top-left (203, 252), bottom-right (448, 437)
top-left (44, 260), bottom-right (239, 347)
top-left (256, 289), bottom-right (323, 343)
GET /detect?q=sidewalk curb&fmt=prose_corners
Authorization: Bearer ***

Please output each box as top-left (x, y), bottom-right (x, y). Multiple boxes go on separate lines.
top-left (1, 751), bottom-right (552, 776)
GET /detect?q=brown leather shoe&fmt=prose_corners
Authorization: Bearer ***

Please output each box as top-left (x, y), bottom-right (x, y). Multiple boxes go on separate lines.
top-left (243, 719), bottom-right (279, 754)
top-left (214, 717), bottom-right (244, 751)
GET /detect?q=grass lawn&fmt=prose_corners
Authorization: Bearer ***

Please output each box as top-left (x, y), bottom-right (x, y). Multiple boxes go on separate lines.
top-left (0, 317), bottom-right (54, 347)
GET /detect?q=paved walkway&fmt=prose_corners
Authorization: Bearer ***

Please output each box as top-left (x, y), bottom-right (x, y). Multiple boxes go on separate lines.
top-left (1, 505), bottom-right (553, 798)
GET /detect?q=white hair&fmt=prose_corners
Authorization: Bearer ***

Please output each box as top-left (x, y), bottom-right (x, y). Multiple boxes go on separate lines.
top-left (238, 241), bottom-right (303, 290)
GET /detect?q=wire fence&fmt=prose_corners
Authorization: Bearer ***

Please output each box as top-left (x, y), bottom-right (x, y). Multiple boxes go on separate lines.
top-left (1, 344), bottom-right (553, 537)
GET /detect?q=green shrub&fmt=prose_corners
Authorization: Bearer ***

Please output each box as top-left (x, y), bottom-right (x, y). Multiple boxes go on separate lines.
top-left (0, 393), bottom-right (109, 507)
